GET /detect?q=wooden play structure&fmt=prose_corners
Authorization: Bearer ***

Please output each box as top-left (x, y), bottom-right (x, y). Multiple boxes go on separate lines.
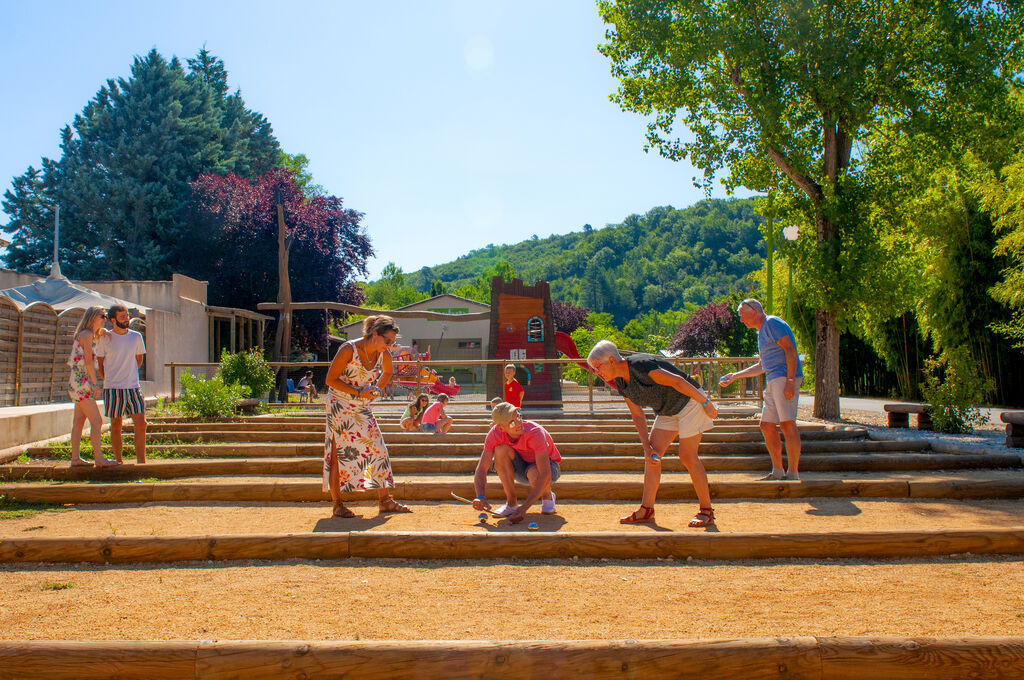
top-left (487, 277), bottom-right (561, 405)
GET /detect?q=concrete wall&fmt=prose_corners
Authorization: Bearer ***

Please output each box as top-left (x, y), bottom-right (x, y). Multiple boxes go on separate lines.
top-left (0, 269), bottom-right (40, 288)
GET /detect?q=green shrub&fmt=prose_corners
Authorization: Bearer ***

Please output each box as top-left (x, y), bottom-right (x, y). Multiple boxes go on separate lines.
top-left (220, 348), bottom-right (275, 399)
top-left (179, 371), bottom-right (250, 419)
top-left (920, 347), bottom-right (993, 434)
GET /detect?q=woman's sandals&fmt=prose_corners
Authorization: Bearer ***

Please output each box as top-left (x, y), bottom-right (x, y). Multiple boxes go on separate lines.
top-left (688, 507), bottom-right (715, 528)
top-left (378, 496), bottom-right (412, 514)
top-left (619, 505), bottom-right (656, 524)
top-left (332, 503), bottom-right (356, 519)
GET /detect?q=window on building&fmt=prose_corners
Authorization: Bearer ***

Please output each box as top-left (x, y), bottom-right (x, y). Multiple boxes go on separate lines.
top-left (527, 316), bottom-right (544, 342)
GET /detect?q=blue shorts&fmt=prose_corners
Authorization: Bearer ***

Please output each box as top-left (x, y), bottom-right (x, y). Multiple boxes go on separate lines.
top-left (511, 453), bottom-right (561, 485)
top-left (419, 422), bottom-right (438, 434)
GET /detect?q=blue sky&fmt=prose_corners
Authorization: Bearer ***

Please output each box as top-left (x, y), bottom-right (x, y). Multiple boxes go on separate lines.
top-left (1, 1), bottom-right (746, 281)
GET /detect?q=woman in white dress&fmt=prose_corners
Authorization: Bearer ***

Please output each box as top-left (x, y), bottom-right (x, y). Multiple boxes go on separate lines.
top-left (323, 315), bottom-right (412, 517)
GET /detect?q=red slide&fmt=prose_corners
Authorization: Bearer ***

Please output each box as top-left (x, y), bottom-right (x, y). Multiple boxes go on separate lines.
top-left (555, 332), bottom-right (615, 388)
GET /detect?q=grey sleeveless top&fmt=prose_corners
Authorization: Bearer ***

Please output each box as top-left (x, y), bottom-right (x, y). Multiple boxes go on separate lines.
top-left (614, 354), bottom-right (700, 416)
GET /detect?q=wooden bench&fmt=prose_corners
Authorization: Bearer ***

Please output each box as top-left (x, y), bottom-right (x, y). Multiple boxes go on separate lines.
top-left (883, 403), bottom-right (933, 430)
top-left (1001, 411), bottom-right (1024, 448)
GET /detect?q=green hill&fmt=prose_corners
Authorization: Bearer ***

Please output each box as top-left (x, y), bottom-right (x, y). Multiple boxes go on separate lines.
top-left (408, 198), bottom-right (765, 325)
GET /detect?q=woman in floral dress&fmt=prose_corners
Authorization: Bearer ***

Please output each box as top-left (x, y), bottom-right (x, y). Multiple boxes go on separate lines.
top-left (323, 315), bottom-right (412, 517)
top-left (67, 307), bottom-right (115, 467)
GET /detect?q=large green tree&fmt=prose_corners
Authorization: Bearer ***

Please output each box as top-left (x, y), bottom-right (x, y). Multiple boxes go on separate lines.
top-left (2, 48), bottom-right (279, 280)
top-left (598, 0), bottom-right (1023, 417)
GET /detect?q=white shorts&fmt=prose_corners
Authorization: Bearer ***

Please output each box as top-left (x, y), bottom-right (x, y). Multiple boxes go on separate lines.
top-left (761, 376), bottom-right (801, 423)
top-left (651, 398), bottom-right (714, 439)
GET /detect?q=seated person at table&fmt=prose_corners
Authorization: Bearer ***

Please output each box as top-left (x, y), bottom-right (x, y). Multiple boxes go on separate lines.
top-left (471, 402), bottom-right (561, 523)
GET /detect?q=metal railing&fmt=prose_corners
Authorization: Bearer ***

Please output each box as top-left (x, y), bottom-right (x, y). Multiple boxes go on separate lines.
top-left (166, 356), bottom-right (763, 409)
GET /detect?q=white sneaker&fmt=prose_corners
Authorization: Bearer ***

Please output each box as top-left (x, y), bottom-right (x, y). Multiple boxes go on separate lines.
top-left (541, 492), bottom-right (556, 514)
top-left (495, 504), bottom-right (518, 517)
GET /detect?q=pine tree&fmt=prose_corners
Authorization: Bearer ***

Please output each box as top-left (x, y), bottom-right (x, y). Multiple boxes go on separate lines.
top-left (2, 48), bottom-right (280, 279)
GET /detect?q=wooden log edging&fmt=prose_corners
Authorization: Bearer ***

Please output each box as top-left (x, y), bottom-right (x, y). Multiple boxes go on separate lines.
top-left (25, 438), bottom-right (930, 459)
top-left (5, 479), bottom-right (1024, 504)
top-left (4, 452), bottom-right (1019, 481)
top-left (2, 528), bottom-right (1023, 564)
top-left (1, 637), bottom-right (1023, 680)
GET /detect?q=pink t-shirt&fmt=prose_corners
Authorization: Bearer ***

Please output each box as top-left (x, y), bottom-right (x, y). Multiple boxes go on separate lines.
top-left (483, 420), bottom-right (561, 463)
top-left (420, 401), bottom-right (444, 425)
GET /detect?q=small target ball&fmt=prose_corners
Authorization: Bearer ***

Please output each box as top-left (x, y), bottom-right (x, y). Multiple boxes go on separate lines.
top-left (528, 522), bottom-right (539, 530)
top-left (478, 513), bottom-right (488, 520)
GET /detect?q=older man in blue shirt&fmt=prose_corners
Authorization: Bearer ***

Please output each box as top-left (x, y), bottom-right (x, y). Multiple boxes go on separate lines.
top-left (720, 299), bottom-right (803, 481)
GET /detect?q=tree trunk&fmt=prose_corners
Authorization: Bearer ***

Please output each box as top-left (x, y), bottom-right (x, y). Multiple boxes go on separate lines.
top-left (813, 308), bottom-right (840, 419)
top-left (813, 202), bottom-right (841, 419)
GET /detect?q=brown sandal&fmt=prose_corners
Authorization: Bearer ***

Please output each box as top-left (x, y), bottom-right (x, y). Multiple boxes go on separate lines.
top-left (619, 505), bottom-right (655, 524)
top-left (378, 496), bottom-right (412, 514)
top-left (688, 507), bottom-right (715, 528)
top-left (332, 503), bottom-right (356, 518)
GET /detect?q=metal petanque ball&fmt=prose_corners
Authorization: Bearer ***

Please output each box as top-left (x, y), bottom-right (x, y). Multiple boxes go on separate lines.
top-left (528, 522), bottom-right (539, 531)
top-left (478, 513), bottom-right (488, 521)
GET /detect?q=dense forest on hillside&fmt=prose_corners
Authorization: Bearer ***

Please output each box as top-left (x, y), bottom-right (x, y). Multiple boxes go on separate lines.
top-left (407, 199), bottom-right (764, 325)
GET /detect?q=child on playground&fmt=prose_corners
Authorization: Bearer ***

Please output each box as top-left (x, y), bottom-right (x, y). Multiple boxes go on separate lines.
top-left (503, 363), bottom-right (524, 407)
top-left (401, 394), bottom-right (430, 432)
top-left (419, 393), bottom-right (453, 434)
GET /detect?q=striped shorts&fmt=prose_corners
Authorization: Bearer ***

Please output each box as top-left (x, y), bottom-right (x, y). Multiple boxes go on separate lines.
top-left (103, 388), bottom-right (145, 418)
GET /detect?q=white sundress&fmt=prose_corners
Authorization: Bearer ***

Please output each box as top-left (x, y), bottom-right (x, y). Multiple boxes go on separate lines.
top-left (322, 347), bottom-right (394, 493)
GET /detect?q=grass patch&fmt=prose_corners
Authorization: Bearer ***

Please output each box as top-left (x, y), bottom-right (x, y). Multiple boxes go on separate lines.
top-left (0, 494), bottom-right (74, 520)
top-left (39, 581), bottom-right (75, 591)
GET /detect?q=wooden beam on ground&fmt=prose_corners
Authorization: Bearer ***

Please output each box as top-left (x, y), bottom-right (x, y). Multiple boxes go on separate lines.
top-left (6, 478), bottom-right (1024, 504)
top-left (2, 638), bottom-right (1022, 680)
top-left (5, 452), bottom-right (1019, 482)
top-left (1, 529), bottom-right (1023, 564)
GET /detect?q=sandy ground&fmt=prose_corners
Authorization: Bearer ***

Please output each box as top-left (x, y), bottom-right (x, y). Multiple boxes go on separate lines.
top-left (3, 399), bottom-right (1020, 643)
top-left (1, 556), bottom-right (1022, 640)
top-left (3, 498), bottom-right (1022, 537)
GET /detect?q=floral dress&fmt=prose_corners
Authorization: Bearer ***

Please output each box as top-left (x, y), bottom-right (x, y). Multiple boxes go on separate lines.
top-left (67, 332), bottom-right (100, 402)
top-left (322, 347), bottom-right (395, 493)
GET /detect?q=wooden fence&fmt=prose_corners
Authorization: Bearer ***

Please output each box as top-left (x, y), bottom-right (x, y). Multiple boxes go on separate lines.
top-left (0, 299), bottom-right (84, 407)
top-left (167, 356), bottom-right (765, 407)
